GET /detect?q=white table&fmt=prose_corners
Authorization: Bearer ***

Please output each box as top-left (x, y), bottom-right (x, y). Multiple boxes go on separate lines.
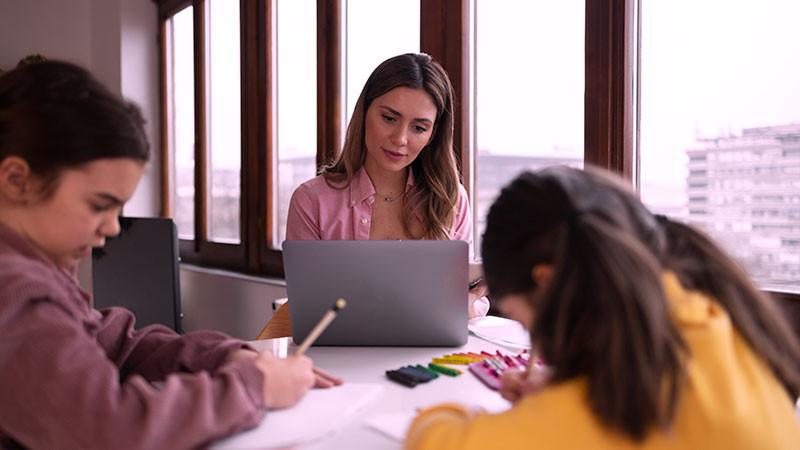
top-left (243, 334), bottom-right (516, 449)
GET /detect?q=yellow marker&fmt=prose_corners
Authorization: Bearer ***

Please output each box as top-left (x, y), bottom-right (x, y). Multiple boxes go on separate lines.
top-left (432, 356), bottom-right (480, 365)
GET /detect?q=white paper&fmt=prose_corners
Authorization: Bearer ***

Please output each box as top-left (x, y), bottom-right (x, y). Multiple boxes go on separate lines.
top-left (468, 315), bottom-right (531, 349)
top-left (212, 383), bottom-right (383, 449)
top-left (364, 411), bottom-right (417, 441)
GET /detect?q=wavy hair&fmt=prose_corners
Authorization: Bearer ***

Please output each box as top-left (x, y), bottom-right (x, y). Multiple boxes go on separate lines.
top-left (321, 53), bottom-right (460, 240)
top-left (481, 166), bottom-right (800, 440)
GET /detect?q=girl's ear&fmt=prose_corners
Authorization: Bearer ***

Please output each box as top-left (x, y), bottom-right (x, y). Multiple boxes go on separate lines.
top-left (531, 264), bottom-right (554, 288)
top-left (0, 156), bottom-right (33, 202)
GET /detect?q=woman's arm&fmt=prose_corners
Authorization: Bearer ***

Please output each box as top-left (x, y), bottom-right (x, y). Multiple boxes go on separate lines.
top-left (286, 183), bottom-right (322, 240)
top-left (451, 185), bottom-right (489, 318)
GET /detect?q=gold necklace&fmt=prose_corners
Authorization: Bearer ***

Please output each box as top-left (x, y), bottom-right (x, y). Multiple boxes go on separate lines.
top-left (377, 191), bottom-right (402, 202)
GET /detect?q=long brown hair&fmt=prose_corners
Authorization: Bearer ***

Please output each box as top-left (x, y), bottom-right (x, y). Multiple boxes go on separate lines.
top-left (481, 166), bottom-right (800, 440)
top-left (321, 53), bottom-right (460, 240)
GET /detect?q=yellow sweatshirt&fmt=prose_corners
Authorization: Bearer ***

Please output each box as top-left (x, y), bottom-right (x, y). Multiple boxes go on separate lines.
top-left (405, 273), bottom-right (800, 450)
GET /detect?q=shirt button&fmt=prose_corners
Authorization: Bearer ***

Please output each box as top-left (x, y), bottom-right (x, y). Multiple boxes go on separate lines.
top-left (350, 200), bottom-right (356, 206)
top-left (361, 218), bottom-right (368, 224)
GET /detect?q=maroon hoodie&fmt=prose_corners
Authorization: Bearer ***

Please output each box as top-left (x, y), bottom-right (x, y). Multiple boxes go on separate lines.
top-left (0, 223), bottom-right (266, 449)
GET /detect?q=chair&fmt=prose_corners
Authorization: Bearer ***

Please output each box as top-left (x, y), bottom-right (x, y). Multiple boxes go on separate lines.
top-left (256, 300), bottom-right (292, 340)
top-left (92, 217), bottom-right (183, 333)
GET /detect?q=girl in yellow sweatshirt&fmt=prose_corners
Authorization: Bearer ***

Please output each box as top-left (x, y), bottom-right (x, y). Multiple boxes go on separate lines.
top-left (406, 166), bottom-right (800, 449)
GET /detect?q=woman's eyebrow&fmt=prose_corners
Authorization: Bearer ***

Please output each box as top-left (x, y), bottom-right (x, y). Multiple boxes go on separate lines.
top-left (95, 193), bottom-right (124, 205)
top-left (378, 105), bottom-right (434, 125)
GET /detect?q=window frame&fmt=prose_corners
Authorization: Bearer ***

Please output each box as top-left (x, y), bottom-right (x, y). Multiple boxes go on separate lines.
top-left (155, 0), bottom-right (799, 317)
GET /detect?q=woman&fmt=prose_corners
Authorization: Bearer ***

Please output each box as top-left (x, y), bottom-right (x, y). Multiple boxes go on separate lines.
top-left (0, 61), bottom-right (339, 449)
top-left (286, 53), bottom-right (488, 317)
top-left (406, 166), bottom-right (800, 449)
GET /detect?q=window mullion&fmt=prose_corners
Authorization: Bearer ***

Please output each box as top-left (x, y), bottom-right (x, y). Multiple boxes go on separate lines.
top-left (193, 0), bottom-right (208, 249)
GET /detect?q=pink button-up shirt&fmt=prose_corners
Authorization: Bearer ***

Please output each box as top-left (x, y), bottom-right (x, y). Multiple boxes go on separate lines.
top-left (285, 167), bottom-right (489, 317)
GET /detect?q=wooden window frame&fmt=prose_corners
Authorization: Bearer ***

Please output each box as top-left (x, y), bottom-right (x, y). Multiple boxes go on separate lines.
top-left (155, 0), bottom-right (798, 327)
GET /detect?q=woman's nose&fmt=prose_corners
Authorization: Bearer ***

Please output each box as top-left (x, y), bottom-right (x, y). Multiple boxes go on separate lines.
top-left (100, 214), bottom-right (121, 238)
top-left (391, 126), bottom-right (408, 146)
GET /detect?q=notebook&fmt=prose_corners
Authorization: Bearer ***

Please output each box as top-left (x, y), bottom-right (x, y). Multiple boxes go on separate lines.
top-left (282, 240), bottom-right (469, 346)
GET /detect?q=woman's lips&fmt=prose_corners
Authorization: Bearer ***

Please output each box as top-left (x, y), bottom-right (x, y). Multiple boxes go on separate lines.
top-left (383, 148), bottom-right (405, 161)
top-left (77, 247), bottom-right (92, 259)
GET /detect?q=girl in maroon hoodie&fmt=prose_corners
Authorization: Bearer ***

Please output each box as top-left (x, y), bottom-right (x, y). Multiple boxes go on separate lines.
top-left (0, 61), bottom-right (339, 450)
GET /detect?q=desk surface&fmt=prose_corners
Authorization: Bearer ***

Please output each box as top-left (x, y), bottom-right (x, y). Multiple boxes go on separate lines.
top-left (241, 334), bottom-right (516, 449)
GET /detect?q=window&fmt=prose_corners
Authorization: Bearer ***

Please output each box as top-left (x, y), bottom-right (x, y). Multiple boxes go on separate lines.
top-left (638, 0), bottom-right (800, 293)
top-left (163, 5), bottom-right (195, 240)
top-left (473, 1), bottom-right (584, 256)
top-left (156, 0), bottom-right (799, 301)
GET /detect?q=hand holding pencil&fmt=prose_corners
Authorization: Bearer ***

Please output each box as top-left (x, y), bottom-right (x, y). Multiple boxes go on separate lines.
top-left (241, 299), bottom-right (346, 410)
top-left (498, 359), bottom-right (552, 404)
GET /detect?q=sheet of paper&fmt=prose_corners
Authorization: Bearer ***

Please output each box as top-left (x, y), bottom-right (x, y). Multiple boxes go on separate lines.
top-left (212, 382), bottom-right (383, 449)
top-left (364, 411), bottom-right (417, 441)
top-left (365, 400), bottom-right (512, 443)
top-left (468, 315), bottom-right (531, 349)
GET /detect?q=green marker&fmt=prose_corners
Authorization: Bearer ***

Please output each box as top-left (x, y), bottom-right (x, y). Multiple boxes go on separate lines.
top-left (415, 364), bottom-right (439, 378)
top-left (429, 363), bottom-right (460, 376)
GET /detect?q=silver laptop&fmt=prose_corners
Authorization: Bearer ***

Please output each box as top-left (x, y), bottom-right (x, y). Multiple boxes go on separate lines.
top-left (283, 240), bottom-right (468, 346)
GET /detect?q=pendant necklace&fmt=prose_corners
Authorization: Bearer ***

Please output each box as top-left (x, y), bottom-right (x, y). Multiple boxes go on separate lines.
top-left (378, 191), bottom-right (400, 202)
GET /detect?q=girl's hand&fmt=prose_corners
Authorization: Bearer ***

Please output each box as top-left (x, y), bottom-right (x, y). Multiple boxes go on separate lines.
top-left (498, 364), bottom-right (551, 404)
top-left (313, 366), bottom-right (343, 388)
top-left (252, 353), bottom-right (315, 410)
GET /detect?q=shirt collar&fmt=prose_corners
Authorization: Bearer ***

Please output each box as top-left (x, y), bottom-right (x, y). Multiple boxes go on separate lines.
top-left (349, 166), bottom-right (416, 206)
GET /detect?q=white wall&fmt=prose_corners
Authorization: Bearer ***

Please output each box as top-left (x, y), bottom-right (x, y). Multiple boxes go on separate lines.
top-left (0, 0), bottom-right (283, 339)
top-left (0, 0), bottom-right (158, 216)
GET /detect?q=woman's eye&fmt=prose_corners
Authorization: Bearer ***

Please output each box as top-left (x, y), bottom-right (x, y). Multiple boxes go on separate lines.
top-left (414, 125), bottom-right (428, 133)
top-left (91, 203), bottom-right (111, 213)
top-left (382, 114), bottom-right (396, 123)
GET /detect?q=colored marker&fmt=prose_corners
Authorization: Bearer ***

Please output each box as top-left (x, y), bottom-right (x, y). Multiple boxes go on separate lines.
top-left (428, 363), bottom-right (460, 376)
top-left (399, 366), bottom-right (435, 383)
top-left (386, 370), bottom-right (418, 387)
top-left (432, 356), bottom-right (477, 365)
top-left (414, 364), bottom-right (440, 378)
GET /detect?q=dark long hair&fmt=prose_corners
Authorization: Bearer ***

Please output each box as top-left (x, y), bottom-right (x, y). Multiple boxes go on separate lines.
top-left (0, 60), bottom-right (149, 194)
top-left (481, 166), bottom-right (800, 440)
top-left (321, 53), bottom-right (460, 240)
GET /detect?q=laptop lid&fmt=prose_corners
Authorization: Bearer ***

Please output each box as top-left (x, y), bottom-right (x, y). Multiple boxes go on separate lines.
top-left (283, 240), bottom-right (468, 346)
top-left (92, 217), bottom-right (183, 333)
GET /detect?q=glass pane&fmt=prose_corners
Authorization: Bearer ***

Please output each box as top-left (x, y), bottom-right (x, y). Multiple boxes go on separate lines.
top-left (639, 1), bottom-right (800, 292)
top-left (207, 0), bottom-right (241, 243)
top-left (169, 6), bottom-right (195, 240)
top-left (346, 0), bottom-right (420, 121)
top-left (275, 0), bottom-right (317, 247)
top-left (475, 2), bottom-right (584, 256)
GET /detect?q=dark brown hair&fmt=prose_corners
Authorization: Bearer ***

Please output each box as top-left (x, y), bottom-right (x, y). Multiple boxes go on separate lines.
top-left (321, 53), bottom-right (459, 240)
top-left (481, 166), bottom-right (800, 440)
top-left (0, 60), bottom-right (149, 194)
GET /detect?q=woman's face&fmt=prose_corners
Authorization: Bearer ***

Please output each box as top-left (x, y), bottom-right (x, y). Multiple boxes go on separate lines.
top-left (363, 86), bottom-right (437, 176)
top-left (21, 158), bottom-right (144, 271)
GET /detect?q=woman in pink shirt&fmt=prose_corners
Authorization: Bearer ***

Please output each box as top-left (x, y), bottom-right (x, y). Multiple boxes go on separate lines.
top-left (286, 53), bottom-right (489, 318)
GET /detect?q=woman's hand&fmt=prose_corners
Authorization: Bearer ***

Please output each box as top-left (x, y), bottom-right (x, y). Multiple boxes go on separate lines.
top-left (468, 279), bottom-right (489, 319)
top-left (498, 363), bottom-right (551, 404)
